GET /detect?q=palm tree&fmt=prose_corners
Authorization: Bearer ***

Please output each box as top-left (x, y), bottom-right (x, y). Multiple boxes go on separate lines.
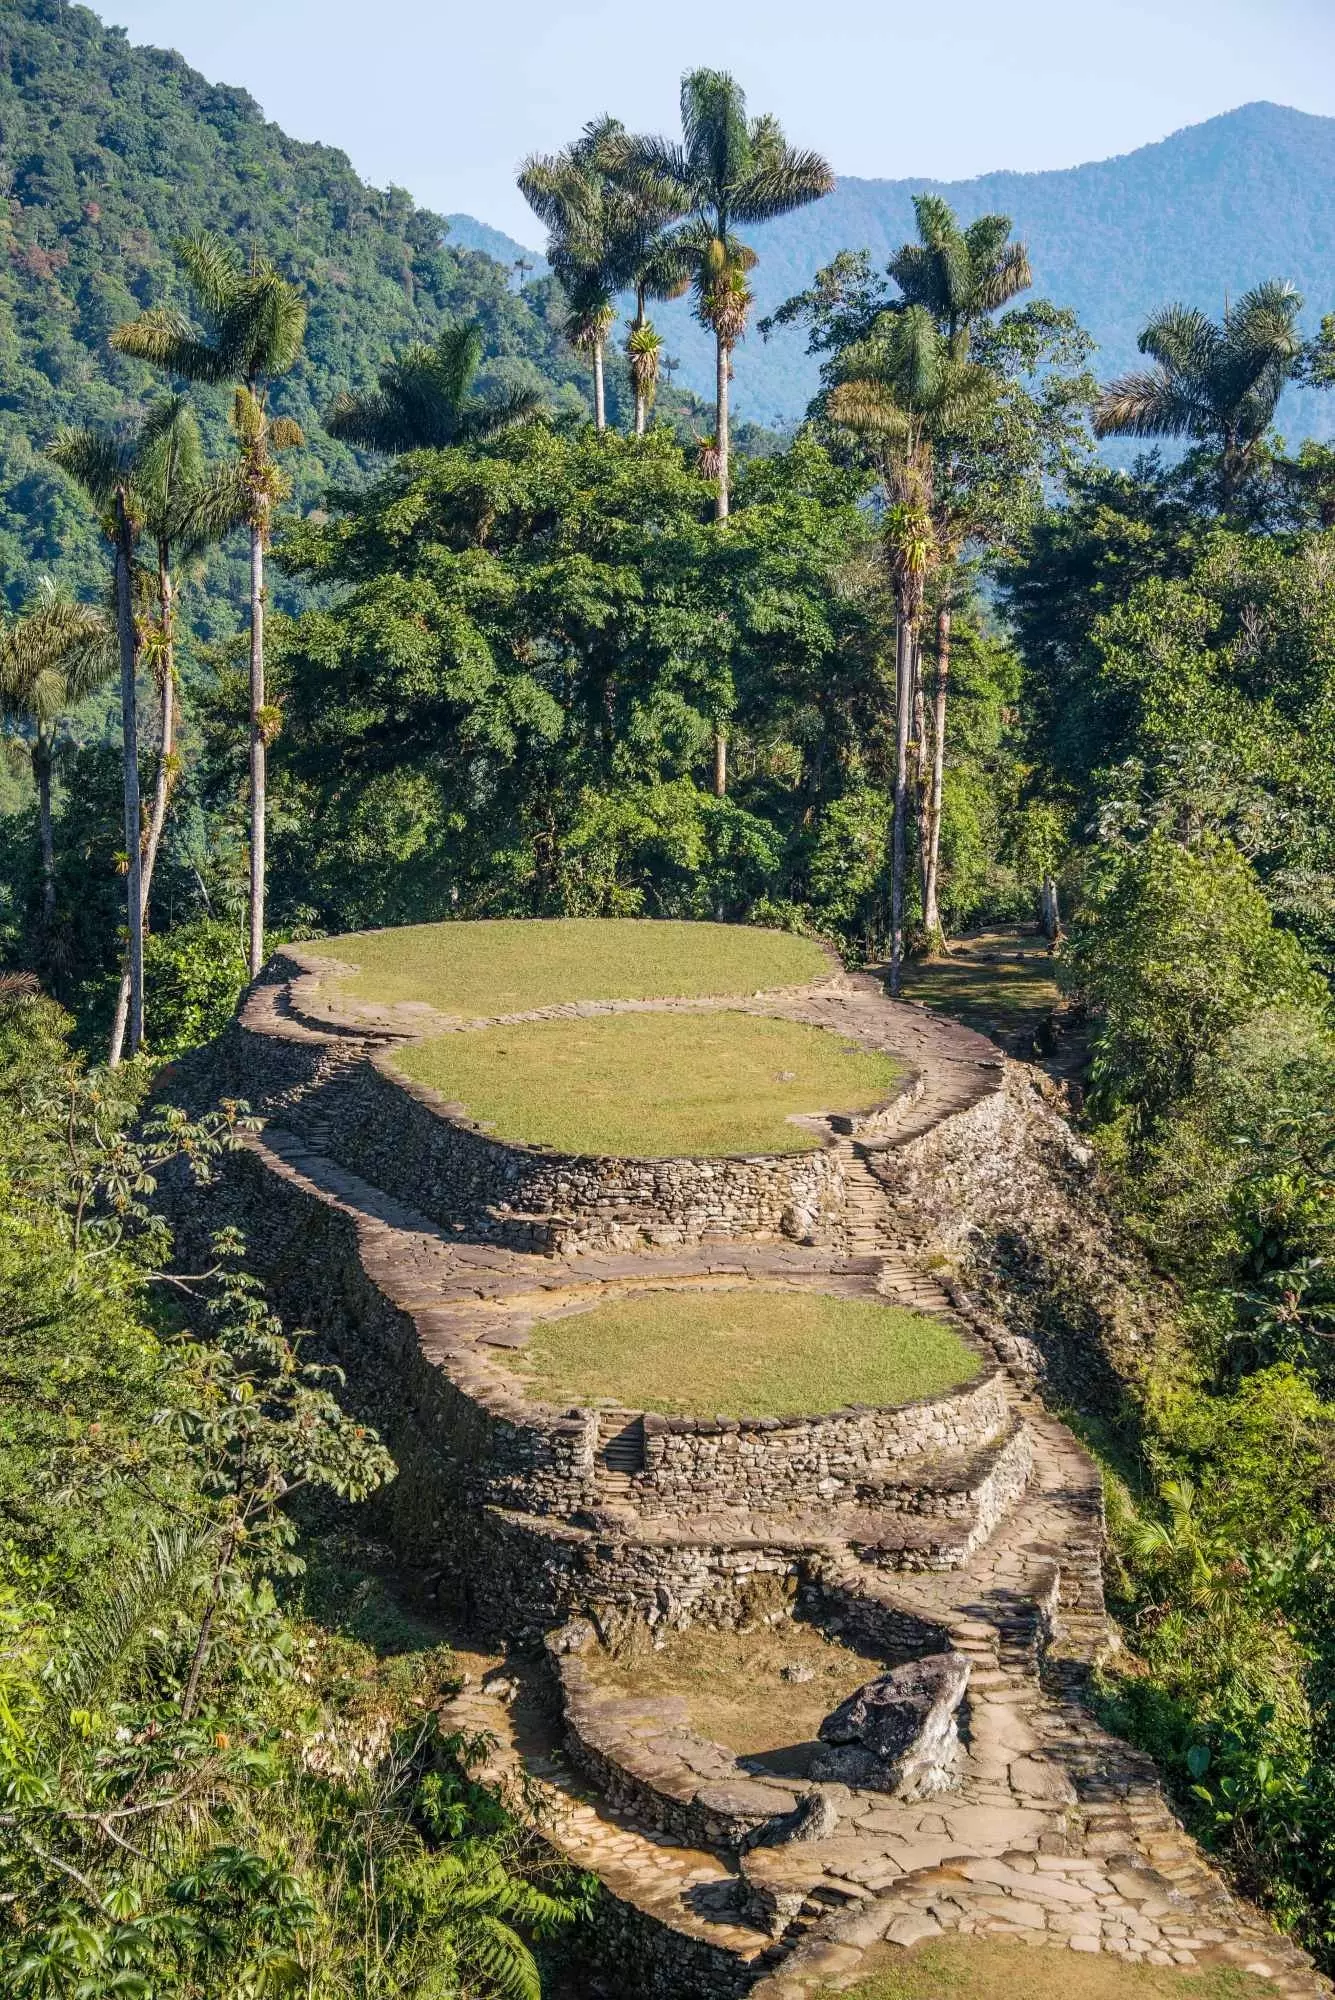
top-left (519, 120), bottom-right (642, 433)
top-left (0, 582), bottom-right (113, 938)
top-left (47, 425), bottom-right (147, 1059)
top-left (889, 195), bottom-right (1033, 354)
top-left (827, 307), bottom-right (995, 991)
top-left (325, 320), bottom-right (544, 453)
top-left (111, 231), bottom-right (307, 979)
top-left (615, 71), bottom-right (832, 796)
top-left (1094, 281), bottom-right (1305, 498)
top-left (102, 398), bottom-right (242, 1064)
top-left (617, 71), bottom-right (834, 518)
top-left (888, 196), bottom-right (1033, 948)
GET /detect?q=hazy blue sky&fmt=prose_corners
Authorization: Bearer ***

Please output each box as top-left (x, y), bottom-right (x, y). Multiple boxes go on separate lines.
top-left (105, 0), bottom-right (1335, 242)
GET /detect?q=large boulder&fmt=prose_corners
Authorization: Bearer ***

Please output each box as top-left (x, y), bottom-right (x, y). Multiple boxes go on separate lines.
top-left (810, 1651), bottom-right (971, 1797)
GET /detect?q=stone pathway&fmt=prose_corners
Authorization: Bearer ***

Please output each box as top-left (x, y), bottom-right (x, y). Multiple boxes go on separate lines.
top-left (200, 950), bottom-right (1331, 1999)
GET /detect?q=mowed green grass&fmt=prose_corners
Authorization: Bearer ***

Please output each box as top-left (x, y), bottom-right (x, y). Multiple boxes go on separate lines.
top-left (515, 1287), bottom-right (980, 1418)
top-left (831, 1937), bottom-right (1278, 2000)
top-left (392, 1010), bottom-right (902, 1157)
top-left (316, 917), bottom-right (830, 1019)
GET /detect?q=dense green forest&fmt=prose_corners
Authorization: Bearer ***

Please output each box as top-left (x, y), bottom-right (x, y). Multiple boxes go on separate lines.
top-left (3, 7), bottom-right (1335, 1995)
top-left (0, 0), bottom-right (596, 613)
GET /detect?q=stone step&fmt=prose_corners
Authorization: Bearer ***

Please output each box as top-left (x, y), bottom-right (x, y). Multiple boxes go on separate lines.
top-left (440, 1674), bottom-right (775, 1972)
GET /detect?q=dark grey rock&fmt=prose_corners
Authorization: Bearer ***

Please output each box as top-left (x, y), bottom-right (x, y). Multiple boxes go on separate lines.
top-left (812, 1651), bottom-right (970, 1797)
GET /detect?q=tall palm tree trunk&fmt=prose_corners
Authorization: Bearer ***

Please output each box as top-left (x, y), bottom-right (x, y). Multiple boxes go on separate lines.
top-left (711, 332), bottom-right (731, 796)
top-left (632, 290), bottom-right (648, 437)
top-left (111, 489), bottom-right (143, 1064)
top-left (889, 606), bottom-right (914, 997)
top-left (144, 556), bottom-right (176, 892)
top-left (912, 632), bottom-right (930, 902)
top-left (592, 339), bottom-right (607, 433)
top-left (248, 521), bottom-right (266, 979)
top-left (35, 734), bottom-right (55, 929)
top-left (109, 554), bottom-right (176, 1065)
top-left (714, 333), bottom-right (730, 523)
top-left (921, 604), bottom-right (951, 951)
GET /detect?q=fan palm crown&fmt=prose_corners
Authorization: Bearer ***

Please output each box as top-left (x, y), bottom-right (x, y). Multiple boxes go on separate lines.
top-left (326, 321), bottom-right (545, 455)
top-left (1093, 280), bottom-right (1305, 496)
top-left (889, 195), bottom-right (1033, 352)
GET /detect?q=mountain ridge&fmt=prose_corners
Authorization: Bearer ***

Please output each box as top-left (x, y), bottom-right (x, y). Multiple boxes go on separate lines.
top-left (453, 101), bottom-right (1335, 433)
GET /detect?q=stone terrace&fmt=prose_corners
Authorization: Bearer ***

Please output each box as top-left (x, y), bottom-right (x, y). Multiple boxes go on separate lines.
top-left (178, 931), bottom-right (1330, 1999)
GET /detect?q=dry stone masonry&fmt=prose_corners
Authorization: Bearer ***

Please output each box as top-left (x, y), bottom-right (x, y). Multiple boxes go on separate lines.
top-left (171, 933), bottom-right (1330, 2000)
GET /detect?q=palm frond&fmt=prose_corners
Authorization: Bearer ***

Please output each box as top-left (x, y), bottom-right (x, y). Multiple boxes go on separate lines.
top-left (47, 426), bottom-right (130, 510)
top-left (827, 380), bottom-right (914, 443)
top-left (680, 68), bottom-right (750, 192)
top-left (1138, 303), bottom-right (1220, 378)
top-left (54, 1525), bottom-right (212, 1715)
top-left (0, 588), bottom-right (113, 721)
top-left (176, 228), bottom-right (244, 320)
top-left (1093, 368), bottom-right (1205, 441)
top-left (732, 149), bottom-right (835, 225)
top-left (973, 238), bottom-right (1032, 313)
top-left (111, 307), bottom-right (230, 385)
top-left (455, 388), bottom-right (546, 444)
top-left (435, 322), bottom-right (485, 409)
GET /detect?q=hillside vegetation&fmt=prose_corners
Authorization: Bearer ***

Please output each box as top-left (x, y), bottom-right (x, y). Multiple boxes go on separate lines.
top-left (3, 19), bottom-right (1335, 1996)
top-left (0, 0), bottom-right (589, 610)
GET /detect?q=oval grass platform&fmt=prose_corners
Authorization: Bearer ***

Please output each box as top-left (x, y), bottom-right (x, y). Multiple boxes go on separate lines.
top-left (512, 1286), bottom-right (981, 1419)
top-left (391, 1010), bottom-right (903, 1158)
top-left (316, 916), bottom-right (832, 1020)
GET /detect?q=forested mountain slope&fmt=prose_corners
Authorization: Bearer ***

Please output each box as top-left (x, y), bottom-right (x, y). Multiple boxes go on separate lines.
top-left (0, 0), bottom-right (588, 610)
top-left (460, 102), bottom-right (1335, 431)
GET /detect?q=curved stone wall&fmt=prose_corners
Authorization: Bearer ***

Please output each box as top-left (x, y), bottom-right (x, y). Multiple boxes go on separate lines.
top-left (224, 986), bottom-right (855, 1256)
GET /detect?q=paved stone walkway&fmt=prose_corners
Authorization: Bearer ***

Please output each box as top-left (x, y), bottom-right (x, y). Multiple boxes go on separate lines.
top-left (213, 951), bottom-right (1330, 1998)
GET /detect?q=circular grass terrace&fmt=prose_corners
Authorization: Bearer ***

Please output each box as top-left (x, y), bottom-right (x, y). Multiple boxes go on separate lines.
top-left (391, 1010), bottom-right (903, 1158)
top-left (511, 1286), bottom-right (981, 1419)
top-left (314, 916), bottom-right (832, 1020)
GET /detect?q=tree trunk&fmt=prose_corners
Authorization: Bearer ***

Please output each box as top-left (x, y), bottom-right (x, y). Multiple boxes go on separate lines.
top-left (912, 631), bottom-right (930, 904)
top-left (711, 332), bottom-right (731, 793)
top-left (144, 558), bottom-right (175, 892)
top-left (889, 607), bottom-right (915, 997)
top-left (111, 490), bottom-right (143, 1065)
top-left (921, 603), bottom-right (951, 951)
top-left (248, 519), bottom-right (266, 981)
top-left (592, 338), bottom-right (606, 434)
top-left (632, 288), bottom-right (648, 438)
top-left (714, 333), bottom-right (730, 522)
top-left (1040, 875), bottom-right (1061, 941)
top-left (35, 736), bottom-right (54, 929)
top-left (110, 554), bottom-right (177, 1061)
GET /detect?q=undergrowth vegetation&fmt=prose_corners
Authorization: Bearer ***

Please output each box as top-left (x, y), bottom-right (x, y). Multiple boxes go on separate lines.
top-left (0, 982), bottom-right (589, 1997)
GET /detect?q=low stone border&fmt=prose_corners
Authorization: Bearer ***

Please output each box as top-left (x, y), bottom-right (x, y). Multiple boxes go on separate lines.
top-left (547, 1619), bottom-right (810, 1851)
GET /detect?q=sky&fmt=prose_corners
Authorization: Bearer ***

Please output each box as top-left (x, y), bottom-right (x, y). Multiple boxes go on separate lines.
top-left (103, 0), bottom-right (1335, 244)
